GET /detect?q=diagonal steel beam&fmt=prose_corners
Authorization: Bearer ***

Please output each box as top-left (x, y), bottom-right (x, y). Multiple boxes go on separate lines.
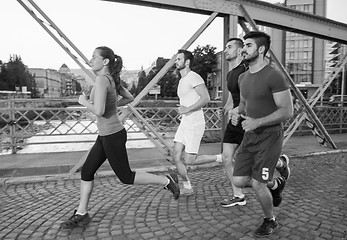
top-left (103, 0), bottom-right (347, 44)
top-left (27, 0), bottom-right (92, 74)
top-left (17, 0), bottom-right (96, 85)
top-left (308, 53), bottom-right (347, 106)
top-left (128, 107), bottom-right (174, 155)
top-left (283, 52), bottom-right (347, 145)
top-left (118, 11), bottom-right (219, 120)
top-left (134, 11), bottom-right (218, 106)
top-left (238, 5), bottom-right (337, 149)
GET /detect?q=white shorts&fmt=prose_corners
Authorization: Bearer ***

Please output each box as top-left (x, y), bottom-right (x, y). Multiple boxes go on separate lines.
top-left (174, 121), bottom-right (205, 154)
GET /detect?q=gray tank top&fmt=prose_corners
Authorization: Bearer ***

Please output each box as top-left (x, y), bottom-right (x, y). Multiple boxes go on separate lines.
top-left (96, 75), bottom-right (124, 136)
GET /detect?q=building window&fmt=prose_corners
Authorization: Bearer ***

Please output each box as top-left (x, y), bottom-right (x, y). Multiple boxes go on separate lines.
top-left (297, 63), bottom-right (303, 71)
top-left (308, 63), bottom-right (312, 71)
top-left (308, 52), bottom-right (312, 59)
top-left (308, 40), bottom-right (313, 48)
top-left (290, 52), bottom-right (294, 60)
top-left (294, 40), bottom-right (299, 49)
top-left (302, 74), bottom-right (308, 82)
top-left (303, 52), bottom-right (308, 59)
top-left (303, 4), bottom-right (310, 13)
top-left (294, 63), bottom-right (299, 71)
top-left (286, 62), bottom-right (294, 72)
top-left (299, 52), bottom-right (303, 59)
top-left (290, 40), bottom-right (295, 48)
top-left (308, 5), bottom-right (313, 13)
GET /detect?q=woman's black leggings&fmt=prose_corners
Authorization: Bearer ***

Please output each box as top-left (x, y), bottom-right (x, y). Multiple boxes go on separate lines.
top-left (81, 128), bottom-right (136, 183)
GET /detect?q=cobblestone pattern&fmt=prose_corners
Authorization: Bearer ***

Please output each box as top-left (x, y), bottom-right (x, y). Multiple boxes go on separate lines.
top-left (0, 153), bottom-right (346, 240)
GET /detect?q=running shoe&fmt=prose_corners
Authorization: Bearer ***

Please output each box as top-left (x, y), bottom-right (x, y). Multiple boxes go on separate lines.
top-left (61, 210), bottom-right (91, 229)
top-left (216, 154), bottom-right (222, 163)
top-left (180, 187), bottom-right (194, 196)
top-left (220, 196), bottom-right (246, 207)
top-left (270, 177), bottom-right (286, 207)
top-left (254, 218), bottom-right (278, 237)
top-left (165, 173), bottom-right (180, 200)
top-left (277, 154), bottom-right (291, 180)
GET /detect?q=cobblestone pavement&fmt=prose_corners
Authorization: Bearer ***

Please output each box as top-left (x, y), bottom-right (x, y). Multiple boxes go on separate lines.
top-left (0, 153), bottom-right (346, 240)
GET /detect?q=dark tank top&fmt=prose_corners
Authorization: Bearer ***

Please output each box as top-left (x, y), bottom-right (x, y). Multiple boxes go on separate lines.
top-left (226, 62), bottom-right (248, 107)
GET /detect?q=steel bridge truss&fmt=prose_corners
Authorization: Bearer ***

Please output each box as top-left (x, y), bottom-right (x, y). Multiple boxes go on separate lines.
top-left (16, 0), bottom-right (347, 171)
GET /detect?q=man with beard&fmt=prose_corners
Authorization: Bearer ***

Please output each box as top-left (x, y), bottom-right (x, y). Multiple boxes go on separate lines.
top-left (196, 38), bottom-right (291, 207)
top-left (172, 49), bottom-right (210, 195)
top-left (232, 31), bottom-right (293, 237)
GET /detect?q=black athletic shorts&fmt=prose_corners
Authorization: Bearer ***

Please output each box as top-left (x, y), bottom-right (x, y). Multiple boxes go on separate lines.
top-left (234, 128), bottom-right (283, 183)
top-left (223, 120), bottom-right (245, 145)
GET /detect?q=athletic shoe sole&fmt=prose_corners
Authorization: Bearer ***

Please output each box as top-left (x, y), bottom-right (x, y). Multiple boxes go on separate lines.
top-left (254, 225), bottom-right (278, 237)
top-left (221, 200), bottom-right (247, 207)
top-left (180, 188), bottom-right (194, 196)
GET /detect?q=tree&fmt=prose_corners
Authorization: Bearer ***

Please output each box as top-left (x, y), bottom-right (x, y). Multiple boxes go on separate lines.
top-left (192, 45), bottom-right (218, 83)
top-left (146, 58), bottom-right (178, 99)
top-left (135, 70), bottom-right (148, 96)
top-left (159, 72), bottom-right (178, 98)
top-left (0, 55), bottom-right (38, 97)
top-left (129, 82), bottom-right (137, 95)
top-left (132, 45), bottom-right (217, 99)
top-left (30, 76), bottom-right (40, 98)
top-left (154, 58), bottom-right (177, 99)
top-left (75, 80), bottom-right (82, 93)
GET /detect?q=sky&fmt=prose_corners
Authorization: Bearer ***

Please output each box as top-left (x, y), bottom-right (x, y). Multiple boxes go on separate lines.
top-left (1, 0), bottom-right (346, 71)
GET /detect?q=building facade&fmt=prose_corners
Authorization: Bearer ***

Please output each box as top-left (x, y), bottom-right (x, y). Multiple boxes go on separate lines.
top-left (29, 68), bottom-right (62, 98)
top-left (328, 42), bottom-right (347, 95)
top-left (29, 64), bottom-right (82, 98)
top-left (59, 64), bottom-right (76, 96)
top-left (284, 0), bottom-right (325, 82)
top-left (235, 0), bottom-right (327, 98)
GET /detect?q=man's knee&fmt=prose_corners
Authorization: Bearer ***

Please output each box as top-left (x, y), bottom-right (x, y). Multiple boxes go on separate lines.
top-left (222, 153), bottom-right (233, 166)
top-left (173, 149), bottom-right (182, 162)
top-left (251, 179), bottom-right (267, 192)
top-left (233, 176), bottom-right (249, 188)
top-left (185, 155), bottom-right (196, 165)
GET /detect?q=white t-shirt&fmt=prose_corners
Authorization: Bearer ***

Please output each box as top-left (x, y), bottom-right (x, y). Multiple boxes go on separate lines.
top-left (177, 71), bottom-right (205, 124)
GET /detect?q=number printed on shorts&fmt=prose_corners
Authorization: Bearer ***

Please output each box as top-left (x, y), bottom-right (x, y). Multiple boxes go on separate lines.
top-left (262, 168), bottom-right (269, 180)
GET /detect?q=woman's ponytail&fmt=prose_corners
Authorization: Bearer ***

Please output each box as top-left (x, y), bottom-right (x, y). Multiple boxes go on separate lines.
top-left (110, 54), bottom-right (123, 95)
top-left (95, 46), bottom-right (123, 95)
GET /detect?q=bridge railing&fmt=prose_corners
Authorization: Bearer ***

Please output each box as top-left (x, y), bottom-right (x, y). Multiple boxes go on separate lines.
top-left (0, 99), bottom-right (346, 154)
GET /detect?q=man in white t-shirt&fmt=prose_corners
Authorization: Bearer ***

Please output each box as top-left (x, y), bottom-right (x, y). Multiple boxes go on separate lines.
top-left (173, 49), bottom-right (210, 195)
